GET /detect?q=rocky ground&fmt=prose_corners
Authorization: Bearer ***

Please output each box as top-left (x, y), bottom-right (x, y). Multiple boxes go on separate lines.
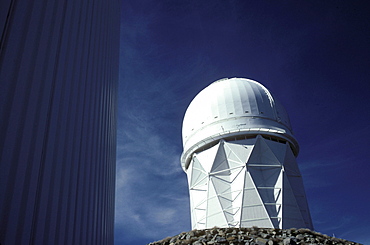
top-left (148, 227), bottom-right (361, 245)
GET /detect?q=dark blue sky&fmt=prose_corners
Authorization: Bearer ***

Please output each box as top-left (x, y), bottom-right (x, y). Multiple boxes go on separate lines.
top-left (116, 1), bottom-right (370, 244)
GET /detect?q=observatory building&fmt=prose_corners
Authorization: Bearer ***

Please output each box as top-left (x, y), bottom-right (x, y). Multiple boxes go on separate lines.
top-left (181, 78), bottom-right (313, 230)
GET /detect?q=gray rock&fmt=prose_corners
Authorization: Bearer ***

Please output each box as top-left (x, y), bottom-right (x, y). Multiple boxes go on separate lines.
top-left (295, 234), bottom-right (304, 240)
top-left (283, 237), bottom-right (297, 245)
top-left (215, 236), bottom-right (227, 243)
top-left (255, 237), bottom-right (267, 245)
top-left (267, 240), bottom-right (275, 245)
top-left (211, 234), bottom-right (218, 241)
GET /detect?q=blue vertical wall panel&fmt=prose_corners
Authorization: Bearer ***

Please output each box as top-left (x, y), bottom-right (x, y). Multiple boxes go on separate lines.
top-left (0, 0), bottom-right (120, 244)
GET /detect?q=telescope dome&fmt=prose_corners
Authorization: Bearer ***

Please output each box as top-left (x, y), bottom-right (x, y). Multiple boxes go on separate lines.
top-left (181, 77), bottom-right (299, 170)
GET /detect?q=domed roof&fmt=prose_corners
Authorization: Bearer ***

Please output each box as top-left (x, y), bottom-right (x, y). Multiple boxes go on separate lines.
top-left (181, 78), bottom-right (299, 170)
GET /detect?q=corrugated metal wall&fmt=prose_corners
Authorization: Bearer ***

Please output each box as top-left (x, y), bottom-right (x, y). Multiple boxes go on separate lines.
top-left (0, 0), bottom-right (120, 244)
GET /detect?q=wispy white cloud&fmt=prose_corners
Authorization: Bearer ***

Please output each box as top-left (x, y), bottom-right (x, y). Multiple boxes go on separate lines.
top-left (117, 149), bottom-right (189, 241)
top-left (116, 18), bottom-right (195, 241)
top-left (115, 137), bottom-right (191, 242)
top-left (116, 11), bottom-right (213, 243)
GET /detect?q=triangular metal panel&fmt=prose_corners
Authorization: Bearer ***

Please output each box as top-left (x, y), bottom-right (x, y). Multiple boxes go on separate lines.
top-left (243, 173), bottom-right (261, 205)
top-left (255, 188), bottom-right (277, 206)
top-left (255, 188), bottom-right (279, 226)
top-left (218, 195), bottom-right (233, 210)
top-left (248, 167), bottom-right (281, 188)
top-left (286, 175), bottom-right (306, 201)
top-left (241, 204), bottom-right (271, 223)
top-left (248, 166), bottom-right (281, 227)
top-left (283, 144), bottom-right (301, 176)
top-left (247, 136), bottom-right (281, 166)
top-left (243, 170), bottom-right (253, 187)
top-left (206, 180), bottom-right (223, 216)
top-left (229, 166), bottom-right (245, 183)
top-left (285, 174), bottom-right (312, 228)
top-left (263, 139), bottom-right (287, 163)
top-left (206, 181), bottom-right (228, 228)
top-left (282, 172), bottom-right (306, 229)
top-left (190, 161), bottom-right (207, 188)
top-left (241, 172), bottom-right (273, 227)
top-left (224, 142), bottom-right (253, 166)
top-left (223, 147), bottom-right (244, 165)
top-left (242, 175), bottom-right (264, 210)
top-left (211, 177), bottom-right (231, 195)
top-left (196, 143), bottom-right (220, 173)
top-left (191, 176), bottom-right (208, 189)
top-left (283, 146), bottom-right (312, 227)
top-left (193, 156), bottom-right (206, 172)
top-left (211, 141), bottom-right (230, 175)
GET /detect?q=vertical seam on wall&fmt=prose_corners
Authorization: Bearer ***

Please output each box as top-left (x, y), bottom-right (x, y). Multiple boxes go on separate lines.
top-left (71, 0), bottom-right (95, 243)
top-left (0, 0), bottom-right (15, 59)
top-left (29, 0), bottom-right (69, 244)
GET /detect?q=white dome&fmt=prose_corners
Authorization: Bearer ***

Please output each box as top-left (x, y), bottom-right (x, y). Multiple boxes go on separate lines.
top-left (181, 77), bottom-right (299, 170)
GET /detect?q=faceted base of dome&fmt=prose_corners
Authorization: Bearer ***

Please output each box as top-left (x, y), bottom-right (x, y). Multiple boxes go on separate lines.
top-left (186, 135), bottom-right (313, 230)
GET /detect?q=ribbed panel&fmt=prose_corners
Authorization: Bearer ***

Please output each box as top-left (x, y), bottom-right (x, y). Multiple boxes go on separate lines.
top-left (0, 0), bottom-right (120, 244)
